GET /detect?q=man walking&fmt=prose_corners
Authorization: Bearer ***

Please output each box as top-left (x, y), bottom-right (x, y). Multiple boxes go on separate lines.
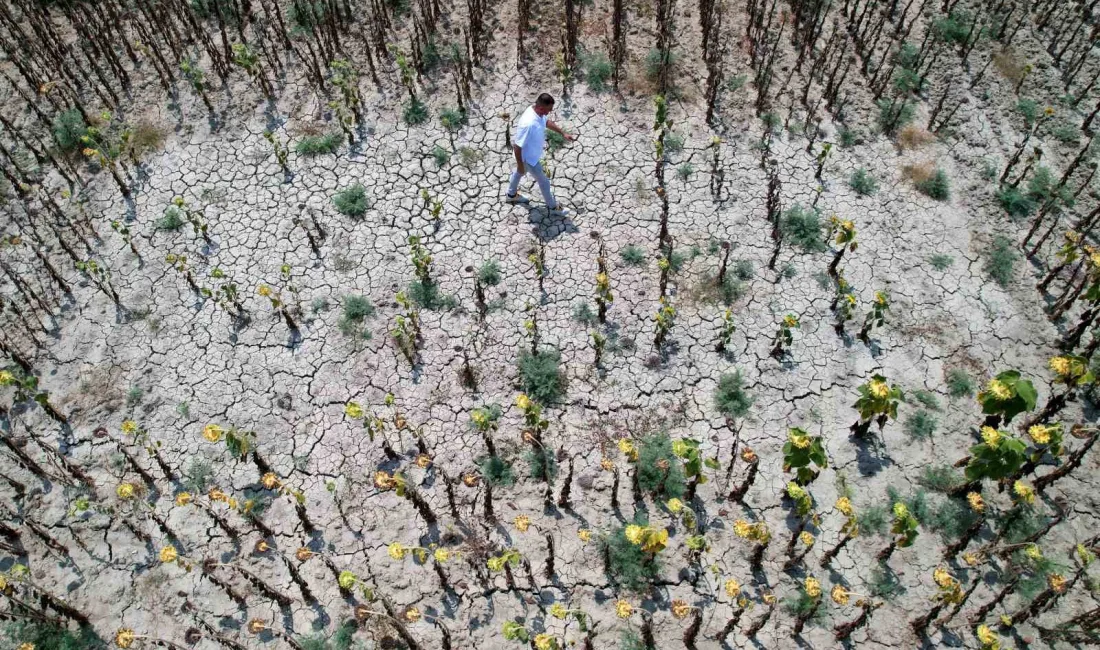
top-left (506, 93), bottom-right (575, 216)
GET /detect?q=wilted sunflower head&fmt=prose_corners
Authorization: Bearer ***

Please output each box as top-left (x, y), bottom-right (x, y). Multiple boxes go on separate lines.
top-left (114, 629), bottom-right (136, 648)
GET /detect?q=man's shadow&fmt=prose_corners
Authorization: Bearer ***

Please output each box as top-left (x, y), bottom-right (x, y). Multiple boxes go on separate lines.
top-left (523, 204), bottom-right (580, 242)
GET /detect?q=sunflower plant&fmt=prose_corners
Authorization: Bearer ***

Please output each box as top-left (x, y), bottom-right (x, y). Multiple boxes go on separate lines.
top-left (715, 308), bottom-right (736, 352)
top-left (880, 502), bottom-right (919, 560)
top-left (976, 370), bottom-right (1037, 425)
top-left (827, 217), bottom-right (857, 276)
top-left (653, 297), bottom-right (676, 347)
top-left (487, 548), bottom-right (523, 572)
top-left (851, 374), bottom-right (903, 436)
top-left (782, 427), bottom-right (828, 484)
top-left (964, 427), bottom-right (1028, 481)
top-left (770, 313), bottom-right (800, 358)
top-left (1025, 422), bottom-right (1064, 458)
top-left (201, 423), bottom-right (257, 462)
top-left (672, 437), bottom-right (718, 488)
top-left (858, 291), bottom-right (889, 342)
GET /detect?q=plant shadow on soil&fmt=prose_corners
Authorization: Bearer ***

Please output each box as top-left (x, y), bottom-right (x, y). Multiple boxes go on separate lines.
top-left (851, 432), bottom-right (894, 477)
top-left (521, 204), bottom-right (580, 242)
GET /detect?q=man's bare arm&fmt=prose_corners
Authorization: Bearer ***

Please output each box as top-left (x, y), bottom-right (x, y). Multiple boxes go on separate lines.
top-left (547, 120), bottom-right (575, 141)
top-left (513, 144), bottom-right (525, 174)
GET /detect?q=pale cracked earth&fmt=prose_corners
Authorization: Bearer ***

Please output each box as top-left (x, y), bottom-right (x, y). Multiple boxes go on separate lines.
top-left (5, 48), bottom-right (1100, 650)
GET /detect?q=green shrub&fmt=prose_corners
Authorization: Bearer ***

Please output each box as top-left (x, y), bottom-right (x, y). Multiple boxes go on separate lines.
top-left (582, 51), bottom-right (613, 91)
top-left (850, 168), bottom-right (879, 196)
top-left (421, 37), bottom-right (442, 72)
top-left (918, 465), bottom-right (963, 493)
top-left (1027, 166), bottom-right (1074, 209)
top-left (184, 459), bottom-right (213, 492)
top-left (517, 349), bottom-right (565, 404)
top-left (439, 107), bottom-right (467, 131)
top-left (408, 280), bottom-right (456, 310)
top-left (915, 168), bottom-right (950, 201)
top-left (727, 74), bottom-right (747, 91)
top-left (156, 206), bottom-right (185, 231)
top-left (1016, 98), bottom-right (1040, 128)
top-left (838, 126), bottom-right (861, 147)
top-left (996, 186), bottom-right (1035, 218)
top-left (458, 146), bottom-right (484, 167)
top-left (332, 184), bottom-right (369, 217)
top-left (525, 448), bottom-right (558, 481)
top-left (928, 253), bottom-right (953, 270)
top-left (287, 1), bottom-right (327, 31)
top-left (297, 621), bottom-right (356, 650)
top-left (431, 145), bottom-right (451, 167)
top-left (636, 432), bottom-right (685, 498)
top-left (621, 244), bottom-right (646, 266)
top-left (478, 260), bottom-right (501, 286)
top-left (603, 516), bottom-right (662, 591)
top-left (714, 370), bottom-right (752, 419)
top-left (547, 129), bottom-right (566, 152)
top-left (52, 108), bottom-right (90, 152)
top-left (781, 204), bottom-right (827, 252)
top-left (869, 564), bottom-right (905, 600)
top-left (761, 112), bottom-right (781, 133)
top-left (296, 132), bottom-right (343, 155)
top-left (980, 159), bottom-right (998, 180)
top-left (858, 505), bottom-right (888, 536)
top-left (337, 295), bottom-right (374, 336)
top-left (933, 11), bottom-right (974, 45)
top-left (403, 97), bottom-right (429, 125)
top-left (984, 235), bottom-right (1017, 287)
top-left (715, 276), bottom-right (745, 304)
top-left (896, 42), bottom-right (921, 70)
top-left (644, 48), bottom-right (677, 82)
top-left (477, 454), bottom-right (515, 486)
top-left (904, 410), bottom-right (937, 441)
top-left (668, 249), bottom-right (690, 273)
top-left (876, 97), bottom-right (916, 134)
top-left (925, 498), bottom-right (980, 541)
top-left (3, 621), bottom-right (105, 650)
top-left (1051, 123), bottom-right (1080, 144)
top-left (912, 389), bottom-right (941, 411)
top-left (572, 301), bottom-right (597, 325)
top-left (619, 629), bottom-right (646, 650)
top-left (664, 132), bottom-right (684, 153)
top-left (946, 368), bottom-right (975, 397)
top-left (784, 589), bottom-right (823, 617)
top-left (733, 259), bottom-right (754, 281)
top-left (676, 163), bottom-right (693, 180)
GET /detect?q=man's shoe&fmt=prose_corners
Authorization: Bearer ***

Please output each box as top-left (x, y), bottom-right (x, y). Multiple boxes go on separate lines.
top-left (549, 206), bottom-right (571, 217)
top-left (505, 194), bottom-right (531, 204)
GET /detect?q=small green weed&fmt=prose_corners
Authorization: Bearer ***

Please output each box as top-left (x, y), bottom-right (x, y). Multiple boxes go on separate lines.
top-left (517, 349), bottom-right (565, 404)
top-left (946, 368), bottom-right (974, 397)
top-left (295, 132), bottom-right (343, 155)
top-left (621, 244), bottom-right (646, 267)
top-left (478, 260), bottom-right (501, 286)
top-left (928, 253), bottom-right (953, 270)
top-left (850, 168), bottom-right (879, 196)
top-left (478, 454), bottom-right (515, 487)
top-left (781, 204), bottom-right (827, 252)
top-left (904, 410), bottom-right (937, 441)
top-left (332, 184), bottom-right (369, 217)
top-left (984, 235), bottom-right (1017, 287)
top-left (714, 370), bottom-right (752, 419)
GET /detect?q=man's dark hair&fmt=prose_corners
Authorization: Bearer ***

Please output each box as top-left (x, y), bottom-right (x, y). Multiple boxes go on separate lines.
top-left (535, 93), bottom-right (555, 107)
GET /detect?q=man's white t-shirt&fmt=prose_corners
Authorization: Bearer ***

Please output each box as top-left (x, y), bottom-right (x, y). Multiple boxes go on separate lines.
top-left (513, 106), bottom-right (547, 166)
